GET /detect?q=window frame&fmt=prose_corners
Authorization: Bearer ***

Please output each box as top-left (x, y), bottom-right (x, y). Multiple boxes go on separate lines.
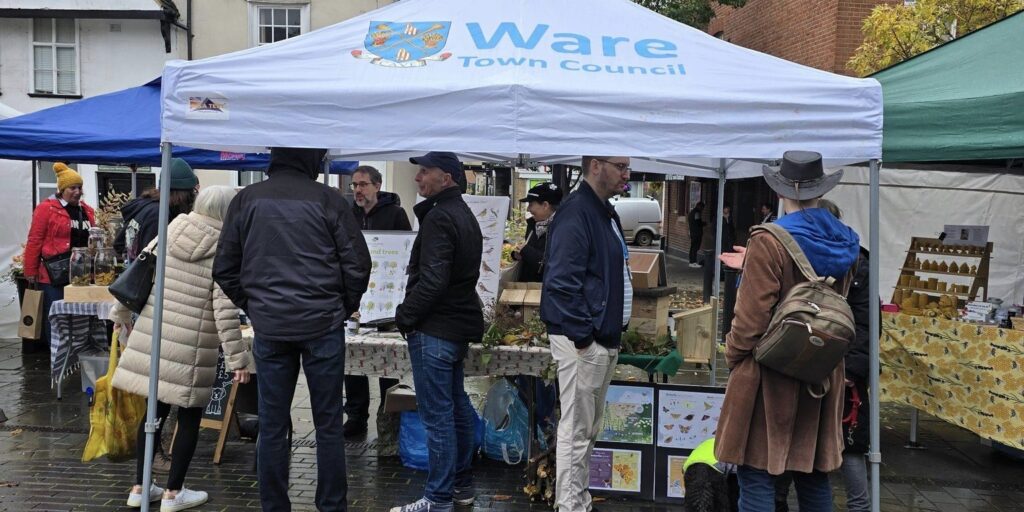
top-left (247, 3), bottom-right (310, 47)
top-left (30, 18), bottom-right (81, 97)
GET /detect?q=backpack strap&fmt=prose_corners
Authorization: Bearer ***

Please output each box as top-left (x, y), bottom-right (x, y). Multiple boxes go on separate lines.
top-left (749, 224), bottom-right (836, 287)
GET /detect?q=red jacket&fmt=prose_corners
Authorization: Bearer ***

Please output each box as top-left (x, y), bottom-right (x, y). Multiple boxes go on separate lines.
top-left (24, 197), bottom-right (96, 284)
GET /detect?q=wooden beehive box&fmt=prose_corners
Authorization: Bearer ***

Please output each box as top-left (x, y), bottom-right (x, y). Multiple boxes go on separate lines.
top-left (673, 297), bottom-right (717, 364)
top-left (63, 285), bottom-right (115, 303)
top-left (629, 252), bottom-right (661, 289)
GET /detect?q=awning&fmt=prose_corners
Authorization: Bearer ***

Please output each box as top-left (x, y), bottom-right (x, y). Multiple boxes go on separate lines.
top-left (0, 0), bottom-right (167, 19)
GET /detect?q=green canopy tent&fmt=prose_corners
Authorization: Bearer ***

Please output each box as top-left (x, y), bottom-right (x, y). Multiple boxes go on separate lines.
top-left (873, 10), bottom-right (1024, 163)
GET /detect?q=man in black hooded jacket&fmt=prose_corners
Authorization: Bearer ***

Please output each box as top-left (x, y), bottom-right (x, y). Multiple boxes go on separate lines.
top-left (214, 147), bottom-right (370, 512)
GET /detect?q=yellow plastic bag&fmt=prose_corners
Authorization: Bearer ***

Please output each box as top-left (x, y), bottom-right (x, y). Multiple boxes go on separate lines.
top-left (82, 331), bottom-right (147, 462)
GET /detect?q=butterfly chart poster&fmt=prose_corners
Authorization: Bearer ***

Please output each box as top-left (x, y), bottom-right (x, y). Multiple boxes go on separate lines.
top-left (463, 194), bottom-right (510, 310)
top-left (657, 390), bottom-right (724, 449)
top-left (589, 448), bottom-right (642, 493)
top-left (358, 231), bottom-right (416, 322)
top-left (598, 384), bottom-right (655, 444)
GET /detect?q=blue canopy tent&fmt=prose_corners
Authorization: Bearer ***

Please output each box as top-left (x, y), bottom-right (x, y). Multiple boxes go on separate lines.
top-left (0, 78), bottom-right (356, 172)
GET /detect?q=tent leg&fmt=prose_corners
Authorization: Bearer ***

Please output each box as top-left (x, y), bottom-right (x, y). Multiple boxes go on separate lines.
top-left (905, 408), bottom-right (925, 449)
top-left (141, 143), bottom-right (174, 512)
top-left (868, 159), bottom-right (881, 512)
top-left (710, 160), bottom-right (725, 387)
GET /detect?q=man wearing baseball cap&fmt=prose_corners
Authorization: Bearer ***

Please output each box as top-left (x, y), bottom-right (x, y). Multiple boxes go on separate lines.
top-left (392, 152), bottom-right (483, 512)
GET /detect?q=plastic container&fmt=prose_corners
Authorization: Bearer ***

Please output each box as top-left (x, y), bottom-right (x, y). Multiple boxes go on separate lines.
top-left (79, 353), bottom-right (109, 393)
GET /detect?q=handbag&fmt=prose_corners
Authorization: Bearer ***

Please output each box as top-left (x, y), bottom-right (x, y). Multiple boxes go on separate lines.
top-left (18, 286), bottom-right (45, 340)
top-left (108, 241), bottom-right (157, 314)
top-left (42, 251), bottom-right (71, 287)
top-left (749, 224), bottom-right (855, 398)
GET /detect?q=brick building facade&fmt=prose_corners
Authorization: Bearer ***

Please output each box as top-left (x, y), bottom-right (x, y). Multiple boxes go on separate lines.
top-left (662, 0), bottom-right (898, 259)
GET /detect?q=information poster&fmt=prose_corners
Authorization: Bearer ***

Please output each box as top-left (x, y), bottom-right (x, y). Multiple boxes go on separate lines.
top-left (666, 456), bottom-right (687, 498)
top-left (358, 231), bottom-right (416, 322)
top-left (657, 389), bottom-right (724, 449)
top-left (942, 224), bottom-right (989, 247)
top-left (589, 448), bottom-right (642, 493)
top-left (599, 384), bottom-right (655, 444)
top-left (463, 194), bottom-right (510, 309)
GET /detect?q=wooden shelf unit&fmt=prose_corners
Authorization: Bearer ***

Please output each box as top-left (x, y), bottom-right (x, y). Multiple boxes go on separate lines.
top-left (893, 236), bottom-right (992, 305)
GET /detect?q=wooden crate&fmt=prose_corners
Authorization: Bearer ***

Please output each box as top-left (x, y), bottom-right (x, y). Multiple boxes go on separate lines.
top-left (630, 294), bottom-right (671, 337)
top-left (629, 252), bottom-right (661, 289)
top-left (63, 285), bottom-right (115, 303)
top-left (673, 297), bottom-right (717, 364)
top-left (498, 282), bottom-right (542, 322)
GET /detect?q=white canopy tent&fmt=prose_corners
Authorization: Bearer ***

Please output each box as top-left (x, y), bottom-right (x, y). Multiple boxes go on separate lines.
top-left (154, 0), bottom-right (885, 510)
top-left (0, 103), bottom-right (32, 340)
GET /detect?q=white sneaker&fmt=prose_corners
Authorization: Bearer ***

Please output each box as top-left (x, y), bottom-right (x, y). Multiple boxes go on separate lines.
top-left (160, 487), bottom-right (208, 512)
top-left (689, 262), bottom-right (702, 268)
top-left (126, 483), bottom-right (164, 507)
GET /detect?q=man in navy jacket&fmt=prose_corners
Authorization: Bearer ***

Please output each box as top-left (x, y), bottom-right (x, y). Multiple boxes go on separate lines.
top-left (541, 156), bottom-right (632, 512)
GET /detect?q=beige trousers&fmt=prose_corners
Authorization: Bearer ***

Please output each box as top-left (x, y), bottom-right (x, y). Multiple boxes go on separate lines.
top-left (549, 334), bottom-right (619, 512)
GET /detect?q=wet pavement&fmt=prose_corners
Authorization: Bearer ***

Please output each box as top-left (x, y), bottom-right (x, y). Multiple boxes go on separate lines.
top-left (1, 260), bottom-right (1022, 511)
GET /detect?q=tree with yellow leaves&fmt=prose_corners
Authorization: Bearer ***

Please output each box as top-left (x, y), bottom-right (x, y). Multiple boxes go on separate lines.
top-left (849, 0), bottom-right (1024, 76)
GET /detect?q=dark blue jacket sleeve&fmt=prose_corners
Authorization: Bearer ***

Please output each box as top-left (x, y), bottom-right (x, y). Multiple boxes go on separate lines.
top-left (213, 195), bottom-right (248, 311)
top-left (542, 209), bottom-right (594, 348)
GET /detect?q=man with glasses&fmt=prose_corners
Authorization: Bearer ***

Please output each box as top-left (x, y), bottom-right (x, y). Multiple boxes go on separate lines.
top-left (344, 165), bottom-right (411, 438)
top-left (541, 156), bottom-right (633, 512)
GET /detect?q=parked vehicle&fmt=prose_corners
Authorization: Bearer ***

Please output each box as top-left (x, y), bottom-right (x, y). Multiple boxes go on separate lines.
top-left (610, 196), bottom-right (662, 246)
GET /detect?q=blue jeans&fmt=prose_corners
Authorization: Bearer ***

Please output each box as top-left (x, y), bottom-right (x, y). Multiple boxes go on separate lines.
top-left (41, 284), bottom-right (64, 344)
top-left (407, 332), bottom-right (475, 509)
top-left (254, 329), bottom-right (347, 512)
top-left (737, 466), bottom-right (832, 512)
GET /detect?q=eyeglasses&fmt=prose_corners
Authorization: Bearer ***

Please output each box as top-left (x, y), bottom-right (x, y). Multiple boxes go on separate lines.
top-left (349, 181), bottom-right (376, 190)
top-left (595, 158), bottom-right (631, 173)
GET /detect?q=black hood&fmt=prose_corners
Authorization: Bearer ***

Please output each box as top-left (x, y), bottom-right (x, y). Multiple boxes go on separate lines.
top-left (120, 197), bottom-right (158, 219)
top-left (267, 147), bottom-right (328, 179)
top-left (376, 191), bottom-right (401, 208)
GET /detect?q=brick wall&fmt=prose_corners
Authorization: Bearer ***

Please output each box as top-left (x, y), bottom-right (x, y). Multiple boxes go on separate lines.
top-left (708, 0), bottom-right (900, 76)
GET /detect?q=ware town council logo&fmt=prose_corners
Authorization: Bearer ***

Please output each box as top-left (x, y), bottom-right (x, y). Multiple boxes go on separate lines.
top-left (351, 21), bottom-right (452, 67)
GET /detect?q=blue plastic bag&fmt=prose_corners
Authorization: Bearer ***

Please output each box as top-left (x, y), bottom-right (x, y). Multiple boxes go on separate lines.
top-left (399, 409), bottom-right (484, 471)
top-left (482, 379), bottom-right (530, 465)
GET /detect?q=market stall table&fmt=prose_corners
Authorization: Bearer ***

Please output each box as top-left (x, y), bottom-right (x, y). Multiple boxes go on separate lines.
top-left (48, 300), bottom-right (112, 399)
top-left (880, 311), bottom-right (1024, 450)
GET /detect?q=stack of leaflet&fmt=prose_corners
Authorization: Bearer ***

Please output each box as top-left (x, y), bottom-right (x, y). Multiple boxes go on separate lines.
top-left (962, 301), bottom-right (996, 323)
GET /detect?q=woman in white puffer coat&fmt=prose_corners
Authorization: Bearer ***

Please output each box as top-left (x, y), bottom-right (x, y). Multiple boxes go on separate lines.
top-left (111, 186), bottom-right (251, 512)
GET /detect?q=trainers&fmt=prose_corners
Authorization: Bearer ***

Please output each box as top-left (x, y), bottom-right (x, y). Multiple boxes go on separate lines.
top-left (689, 262), bottom-right (702, 268)
top-left (160, 487), bottom-right (208, 512)
top-left (126, 483), bottom-right (164, 507)
top-left (453, 486), bottom-right (475, 506)
top-left (390, 497), bottom-right (450, 512)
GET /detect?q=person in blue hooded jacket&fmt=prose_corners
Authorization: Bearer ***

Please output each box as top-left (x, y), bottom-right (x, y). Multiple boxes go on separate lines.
top-left (714, 151), bottom-right (860, 512)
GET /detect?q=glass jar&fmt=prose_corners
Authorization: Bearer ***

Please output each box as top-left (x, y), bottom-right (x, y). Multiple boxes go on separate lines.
top-left (93, 248), bottom-right (117, 286)
top-left (87, 227), bottom-right (107, 256)
top-left (70, 248), bottom-right (92, 286)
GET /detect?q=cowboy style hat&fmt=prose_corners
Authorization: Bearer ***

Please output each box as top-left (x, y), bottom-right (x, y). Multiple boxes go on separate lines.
top-left (762, 150), bottom-right (843, 200)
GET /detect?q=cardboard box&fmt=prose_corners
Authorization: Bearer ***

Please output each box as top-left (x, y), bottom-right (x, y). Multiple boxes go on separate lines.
top-left (63, 285), bottom-right (115, 303)
top-left (384, 384), bottom-right (418, 413)
top-left (629, 252), bottom-right (661, 289)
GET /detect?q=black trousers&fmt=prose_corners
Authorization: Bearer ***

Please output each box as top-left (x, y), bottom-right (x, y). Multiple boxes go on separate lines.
top-left (689, 233), bottom-right (703, 263)
top-left (136, 401), bottom-right (204, 490)
top-left (343, 375), bottom-right (400, 423)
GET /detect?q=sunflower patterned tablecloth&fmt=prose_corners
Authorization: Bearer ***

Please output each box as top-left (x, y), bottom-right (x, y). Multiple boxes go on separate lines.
top-left (880, 312), bottom-right (1024, 450)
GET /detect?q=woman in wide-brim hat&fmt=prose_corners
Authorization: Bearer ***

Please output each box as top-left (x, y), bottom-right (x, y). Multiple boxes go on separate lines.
top-left (714, 151), bottom-right (861, 512)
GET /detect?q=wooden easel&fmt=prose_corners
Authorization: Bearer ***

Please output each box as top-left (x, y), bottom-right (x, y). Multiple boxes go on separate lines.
top-left (170, 352), bottom-right (242, 464)
top-left (892, 236), bottom-right (992, 306)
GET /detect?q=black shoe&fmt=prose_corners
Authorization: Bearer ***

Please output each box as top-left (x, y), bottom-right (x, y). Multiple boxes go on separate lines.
top-left (343, 419), bottom-right (368, 438)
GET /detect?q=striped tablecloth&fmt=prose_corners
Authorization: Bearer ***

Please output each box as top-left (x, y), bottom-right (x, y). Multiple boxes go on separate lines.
top-left (48, 300), bottom-right (113, 386)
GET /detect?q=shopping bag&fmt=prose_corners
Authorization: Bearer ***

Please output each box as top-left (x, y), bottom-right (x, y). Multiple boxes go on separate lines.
top-left (82, 332), bottom-right (147, 462)
top-left (398, 410), bottom-right (484, 471)
top-left (18, 287), bottom-right (44, 340)
top-left (482, 379), bottom-right (530, 465)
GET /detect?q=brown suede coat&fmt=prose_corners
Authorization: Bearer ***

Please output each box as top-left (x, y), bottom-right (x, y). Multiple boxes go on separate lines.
top-left (714, 231), bottom-right (847, 475)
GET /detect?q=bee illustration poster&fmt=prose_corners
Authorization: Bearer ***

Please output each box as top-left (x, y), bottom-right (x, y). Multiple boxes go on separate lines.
top-left (357, 231), bottom-right (416, 322)
top-left (589, 448), bottom-right (642, 493)
top-left (462, 194), bottom-right (509, 310)
top-left (598, 384), bottom-right (655, 444)
top-left (657, 389), bottom-right (725, 449)
top-left (666, 456), bottom-right (687, 498)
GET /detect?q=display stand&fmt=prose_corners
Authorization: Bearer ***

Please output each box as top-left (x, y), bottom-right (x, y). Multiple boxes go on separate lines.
top-left (892, 236), bottom-right (992, 305)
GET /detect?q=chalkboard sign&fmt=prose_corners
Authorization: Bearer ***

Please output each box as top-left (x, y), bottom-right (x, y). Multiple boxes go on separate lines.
top-left (198, 348), bottom-right (240, 464)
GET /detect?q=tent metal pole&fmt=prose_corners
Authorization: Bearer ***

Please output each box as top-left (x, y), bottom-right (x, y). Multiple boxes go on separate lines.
top-left (323, 157), bottom-right (330, 185)
top-left (141, 143), bottom-right (174, 512)
top-left (710, 159), bottom-right (725, 386)
top-left (868, 159), bottom-right (881, 512)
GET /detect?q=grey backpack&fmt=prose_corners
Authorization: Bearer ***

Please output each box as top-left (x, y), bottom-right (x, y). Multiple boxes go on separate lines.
top-left (748, 223), bottom-right (856, 398)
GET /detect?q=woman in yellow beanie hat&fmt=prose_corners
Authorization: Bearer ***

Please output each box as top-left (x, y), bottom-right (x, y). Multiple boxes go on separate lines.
top-left (22, 162), bottom-right (95, 343)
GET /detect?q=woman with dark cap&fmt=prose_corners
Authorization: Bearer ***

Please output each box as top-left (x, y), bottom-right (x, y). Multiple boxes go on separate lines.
top-left (115, 158), bottom-right (200, 262)
top-left (512, 182), bottom-right (562, 282)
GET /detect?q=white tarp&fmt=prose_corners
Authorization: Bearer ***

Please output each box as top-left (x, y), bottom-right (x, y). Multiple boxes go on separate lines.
top-left (828, 165), bottom-right (1024, 305)
top-left (0, 104), bottom-right (32, 339)
top-left (160, 0), bottom-right (882, 177)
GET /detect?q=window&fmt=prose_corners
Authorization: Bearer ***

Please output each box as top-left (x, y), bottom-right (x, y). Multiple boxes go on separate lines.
top-left (35, 161), bottom-right (76, 205)
top-left (238, 170), bottom-right (266, 186)
top-left (249, 3), bottom-right (309, 47)
top-left (32, 18), bottom-right (79, 96)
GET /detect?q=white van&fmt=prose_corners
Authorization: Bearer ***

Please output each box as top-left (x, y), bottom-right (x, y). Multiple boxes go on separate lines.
top-left (610, 197), bottom-right (662, 246)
